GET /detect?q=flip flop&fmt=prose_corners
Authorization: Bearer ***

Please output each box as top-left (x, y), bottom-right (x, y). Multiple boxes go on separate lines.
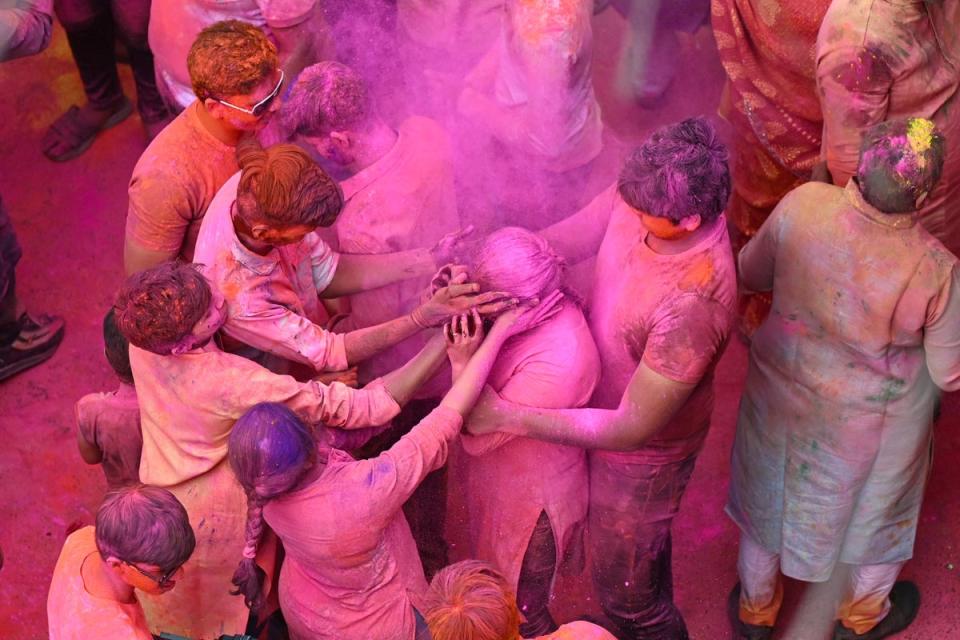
top-left (42, 97), bottom-right (133, 162)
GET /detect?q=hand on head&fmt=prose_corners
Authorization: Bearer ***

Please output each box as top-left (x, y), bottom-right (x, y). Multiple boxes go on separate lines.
top-left (431, 225), bottom-right (476, 267)
top-left (489, 289), bottom-right (565, 339)
top-left (444, 309), bottom-right (484, 378)
top-left (413, 282), bottom-right (518, 328)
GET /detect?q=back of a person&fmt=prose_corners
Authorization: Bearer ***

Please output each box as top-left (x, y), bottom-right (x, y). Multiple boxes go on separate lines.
top-left (265, 449), bottom-right (423, 640)
top-left (533, 620), bottom-right (618, 639)
top-left (75, 388), bottom-right (142, 490)
top-left (755, 181), bottom-right (954, 412)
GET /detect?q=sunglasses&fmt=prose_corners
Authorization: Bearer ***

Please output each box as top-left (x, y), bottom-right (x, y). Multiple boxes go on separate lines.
top-left (216, 69), bottom-right (285, 118)
top-left (127, 562), bottom-right (182, 587)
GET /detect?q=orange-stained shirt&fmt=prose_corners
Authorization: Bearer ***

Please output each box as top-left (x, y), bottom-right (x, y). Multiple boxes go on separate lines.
top-left (47, 527), bottom-right (152, 640)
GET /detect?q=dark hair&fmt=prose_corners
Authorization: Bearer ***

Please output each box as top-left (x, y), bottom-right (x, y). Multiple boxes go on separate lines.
top-left (235, 139), bottom-right (344, 229)
top-left (95, 485), bottom-right (196, 572)
top-left (618, 117), bottom-right (731, 224)
top-left (113, 263), bottom-right (212, 355)
top-left (281, 61), bottom-right (371, 138)
top-left (228, 403), bottom-right (317, 611)
top-left (857, 118), bottom-right (946, 214)
top-left (188, 20), bottom-right (278, 102)
top-left (103, 308), bottom-right (133, 384)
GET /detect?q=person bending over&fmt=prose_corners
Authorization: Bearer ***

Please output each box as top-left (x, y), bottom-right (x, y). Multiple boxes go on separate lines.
top-left (47, 485), bottom-right (195, 639)
top-left (226, 296), bottom-right (563, 640)
top-left (469, 118), bottom-right (737, 639)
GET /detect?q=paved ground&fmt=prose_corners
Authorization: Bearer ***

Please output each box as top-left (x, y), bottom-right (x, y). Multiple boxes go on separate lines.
top-left (0, 9), bottom-right (957, 639)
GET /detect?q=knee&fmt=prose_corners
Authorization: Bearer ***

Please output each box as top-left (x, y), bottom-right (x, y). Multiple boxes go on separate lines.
top-left (54, 0), bottom-right (106, 31)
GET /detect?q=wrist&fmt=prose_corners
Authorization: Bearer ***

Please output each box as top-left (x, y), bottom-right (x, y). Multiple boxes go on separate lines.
top-left (410, 308), bottom-right (432, 329)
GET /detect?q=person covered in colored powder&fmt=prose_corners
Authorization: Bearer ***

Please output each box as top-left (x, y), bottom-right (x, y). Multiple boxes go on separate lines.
top-left (112, 262), bottom-right (455, 638)
top-left (194, 139), bottom-right (507, 377)
top-left (47, 485), bottom-right (196, 639)
top-left (74, 310), bottom-right (142, 490)
top-left (149, 0), bottom-right (331, 112)
top-left (457, 0), bottom-right (604, 228)
top-left (226, 295), bottom-right (564, 640)
top-left (711, 0), bottom-right (832, 337)
top-left (456, 227), bottom-right (600, 636)
top-left (124, 20), bottom-right (284, 275)
top-left (40, 0), bottom-right (170, 162)
top-left (469, 118), bottom-right (737, 639)
top-left (816, 0), bottom-right (960, 255)
top-left (279, 60), bottom-right (464, 576)
top-left (423, 560), bottom-right (617, 640)
top-left (726, 119), bottom-right (960, 640)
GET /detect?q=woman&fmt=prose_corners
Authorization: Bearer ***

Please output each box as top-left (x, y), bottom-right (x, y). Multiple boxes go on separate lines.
top-left (228, 295), bottom-right (563, 640)
top-left (458, 227), bottom-right (600, 636)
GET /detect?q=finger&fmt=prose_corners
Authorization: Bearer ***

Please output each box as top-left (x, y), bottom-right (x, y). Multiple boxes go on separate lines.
top-left (475, 298), bottom-right (520, 315)
top-left (451, 271), bottom-right (469, 285)
top-left (454, 224), bottom-right (476, 241)
top-left (445, 282), bottom-right (482, 298)
top-left (456, 313), bottom-right (466, 337)
top-left (444, 322), bottom-right (454, 343)
top-left (467, 291), bottom-right (514, 305)
top-left (469, 307), bottom-right (481, 337)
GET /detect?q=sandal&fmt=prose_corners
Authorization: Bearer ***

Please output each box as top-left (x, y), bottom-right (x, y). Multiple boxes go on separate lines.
top-left (42, 98), bottom-right (133, 162)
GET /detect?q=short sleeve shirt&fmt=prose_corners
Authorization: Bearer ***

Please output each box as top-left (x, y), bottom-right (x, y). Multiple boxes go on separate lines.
top-left (75, 385), bottom-right (142, 490)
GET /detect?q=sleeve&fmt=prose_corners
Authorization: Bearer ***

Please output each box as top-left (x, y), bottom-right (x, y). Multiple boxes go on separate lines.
top-left (923, 265), bottom-right (960, 391)
top-left (738, 193), bottom-right (788, 293)
top-left (816, 44), bottom-right (893, 186)
top-left (256, 0), bottom-right (317, 28)
top-left (74, 395), bottom-right (98, 448)
top-left (642, 295), bottom-right (732, 384)
top-left (305, 231), bottom-right (340, 294)
top-left (350, 406), bottom-right (463, 526)
top-left (126, 166), bottom-right (194, 255)
top-left (0, 0), bottom-right (52, 61)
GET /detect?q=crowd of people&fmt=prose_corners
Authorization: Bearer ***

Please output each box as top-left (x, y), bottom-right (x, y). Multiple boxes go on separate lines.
top-left (1, 1), bottom-right (958, 639)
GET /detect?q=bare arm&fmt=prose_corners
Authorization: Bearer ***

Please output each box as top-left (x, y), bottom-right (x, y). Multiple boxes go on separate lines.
top-left (380, 332), bottom-right (448, 406)
top-left (538, 185), bottom-right (617, 264)
top-left (123, 237), bottom-right (178, 275)
top-left (322, 249), bottom-right (436, 298)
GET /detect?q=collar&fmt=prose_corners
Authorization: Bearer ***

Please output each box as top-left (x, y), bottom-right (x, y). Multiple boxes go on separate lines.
top-left (227, 200), bottom-right (280, 276)
top-left (844, 180), bottom-right (917, 229)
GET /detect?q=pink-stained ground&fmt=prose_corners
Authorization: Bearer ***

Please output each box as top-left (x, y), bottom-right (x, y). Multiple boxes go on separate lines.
top-left (1, 10), bottom-right (957, 639)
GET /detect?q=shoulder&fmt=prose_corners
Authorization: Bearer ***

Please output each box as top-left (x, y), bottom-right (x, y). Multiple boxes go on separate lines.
top-left (537, 621), bottom-right (618, 640)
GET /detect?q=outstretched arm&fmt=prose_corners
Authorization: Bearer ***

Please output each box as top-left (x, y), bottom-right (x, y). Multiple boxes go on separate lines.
top-left (538, 185), bottom-right (617, 264)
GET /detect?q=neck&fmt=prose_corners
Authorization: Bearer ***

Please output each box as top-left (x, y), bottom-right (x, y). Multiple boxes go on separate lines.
top-left (347, 120), bottom-right (398, 174)
top-left (231, 207), bottom-right (274, 256)
top-left (195, 101), bottom-right (244, 146)
top-left (81, 552), bottom-right (136, 604)
top-left (645, 217), bottom-right (720, 255)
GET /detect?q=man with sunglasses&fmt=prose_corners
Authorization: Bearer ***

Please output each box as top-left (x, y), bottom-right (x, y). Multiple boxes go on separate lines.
top-left (47, 485), bottom-right (196, 639)
top-left (124, 20), bottom-right (283, 276)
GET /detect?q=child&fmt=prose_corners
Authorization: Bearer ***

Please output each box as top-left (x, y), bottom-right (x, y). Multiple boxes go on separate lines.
top-left (47, 485), bottom-right (195, 639)
top-left (227, 296), bottom-right (563, 640)
top-left (422, 560), bottom-right (616, 639)
top-left (75, 309), bottom-right (142, 490)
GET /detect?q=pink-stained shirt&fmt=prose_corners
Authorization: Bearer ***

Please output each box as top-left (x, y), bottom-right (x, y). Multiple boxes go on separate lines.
top-left (588, 187), bottom-right (737, 464)
top-left (129, 342), bottom-right (400, 487)
top-left (727, 181), bottom-right (960, 581)
top-left (74, 383), bottom-right (142, 490)
top-left (397, 0), bottom-right (502, 55)
top-left (0, 0), bottom-right (52, 61)
top-left (126, 103), bottom-right (238, 263)
top-left (47, 527), bottom-right (152, 640)
top-left (326, 116), bottom-right (459, 395)
top-left (265, 406), bottom-right (463, 640)
top-left (149, 0), bottom-right (319, 109)
top-left (533, 621), bottom-right (618, 640)
top-left (194, 172), bottom-right (347, 373)
top-left (459, 302), bottom-right (600, 587)
top-left (816, 0), bottom-right (960, 254)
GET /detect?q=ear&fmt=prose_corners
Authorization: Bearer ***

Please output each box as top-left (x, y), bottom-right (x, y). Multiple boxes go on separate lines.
top-left (103, 556), bottom-right (125, 574)
top-left (329, 130), bottom-right (351, 149)
top-left (249, 223), bottom-right (272, 241)
top-left (678, 214), bottom-right (702, 232)
top-left (202, 98), bottom-right (226, 121)
top-left (169, 336), bottom-right (195, 356)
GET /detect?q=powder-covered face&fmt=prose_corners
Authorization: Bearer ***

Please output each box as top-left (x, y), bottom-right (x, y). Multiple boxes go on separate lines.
top-left (118, 562), bottom-right (184, 596)
top-left (638, 210), bottom-right (698, 240)
top-left (215, 70), bottom-right (284, 132)
top-left (255, 223), bottom-right (317, 246)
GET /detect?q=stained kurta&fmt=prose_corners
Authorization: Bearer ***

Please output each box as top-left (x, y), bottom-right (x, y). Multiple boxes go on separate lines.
top-left (265, 406), bottom-right (463, 640)
top-left (130, 341), bottom-right (401, 638)
top-left (194, 172), bottom-right (347, 372)
top-left (588, 188), bottom-right (737, 465)
top-left (816, 0), bottom-right (960, 254)
top-left (326, 116), bottom-right (458, 396)
top-left (459, 302), bottom-right (600, 588)
top-left (727, 181), bottom-right (960, 582)
top-left (126, 103), bottom-right (238, 263)
top-left (47, 527), bottom-right (152, 640)
top-left (149, 0), bottom-right (320, 109)
top-left (74, 383), bottom-right (142, 490)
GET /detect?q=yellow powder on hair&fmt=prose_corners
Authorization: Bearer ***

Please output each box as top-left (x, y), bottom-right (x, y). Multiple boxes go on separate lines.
top-left (906, 118), bottom-right (935, 156)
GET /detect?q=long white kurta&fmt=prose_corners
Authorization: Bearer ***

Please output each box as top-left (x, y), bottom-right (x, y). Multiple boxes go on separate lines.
top-left (726, 181), bottom-right (960, 582)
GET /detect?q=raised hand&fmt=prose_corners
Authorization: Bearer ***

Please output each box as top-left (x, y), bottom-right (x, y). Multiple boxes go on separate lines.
top-left (444, 309), bottom-right (484, 379)
top-left (430, 225), bottom-right (476, 266)
top-left (313, 366), bottom-right (359, 388)
top-left (489, 289), bottom-right (565, 339)
top-left (412, 283), bottom-right (517, 328)
top-left (430, 264), bottom-right (470, 294)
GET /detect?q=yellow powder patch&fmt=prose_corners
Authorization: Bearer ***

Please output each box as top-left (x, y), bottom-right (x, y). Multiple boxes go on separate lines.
top-left (906, 118), bottom-right (935, 156)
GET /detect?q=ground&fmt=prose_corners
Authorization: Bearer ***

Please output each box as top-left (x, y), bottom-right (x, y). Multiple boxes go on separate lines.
top-left (0, 8), bottom-right (958, 640)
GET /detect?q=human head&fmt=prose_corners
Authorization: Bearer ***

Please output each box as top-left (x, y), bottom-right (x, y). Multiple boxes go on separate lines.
top-left (281, 61), bottom-right (373, 167)
top-left (856, 118), bottom-right (945, 214)
top-left (234, 139), bottom-right (344, 245)
top-left (470, 227), bottom-right (565, 302)
top-left (95, 485), bottom-right (196, 596)
top-left (113, 262), bottom-right (225, 356)
top-left (618, 117), bottom-right (730, 239)
top-left (103, 308), bottom-right (133, 385)
top-left (188, 20), bottom-right (281, 131)
top-left (228, 403), bottom-right (317, 611)
top-left (422, 560), bottom-right (522, 640)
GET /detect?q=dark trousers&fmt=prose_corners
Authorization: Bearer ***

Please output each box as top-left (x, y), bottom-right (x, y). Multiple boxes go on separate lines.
top-left (54, 0), bottom-right (166, 121)
top-left (0, 196), bottom-right (22, 345)
top-left (517, 510), bottom-right (560, 637)
top-left (589, 453), bottom-right (698, 640)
